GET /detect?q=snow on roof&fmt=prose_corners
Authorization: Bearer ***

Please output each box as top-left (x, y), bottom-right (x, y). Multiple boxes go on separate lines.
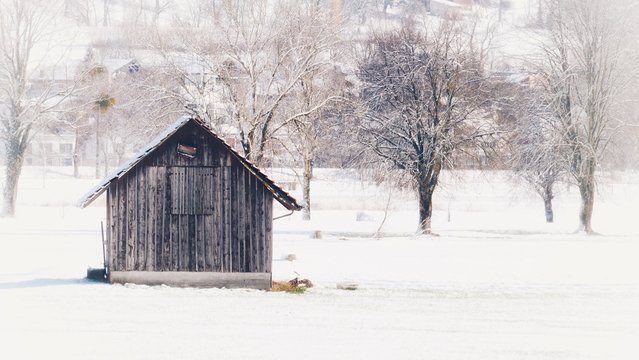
top-left (77, 116), bottom-right (301, 211)
top-left (432, 0), bottom-right (463, 8)
top-left (32, 58), bottom-right (137, 82)
top-left (101, 59), bottom-right (136, 74)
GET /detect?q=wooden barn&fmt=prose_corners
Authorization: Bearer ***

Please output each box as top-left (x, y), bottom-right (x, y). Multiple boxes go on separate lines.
top-left (79, 116), bottom-right (301, 289)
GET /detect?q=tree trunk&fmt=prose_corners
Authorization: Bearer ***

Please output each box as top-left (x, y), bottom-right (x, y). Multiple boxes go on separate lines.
top-left (73, 127), bottom-right (81, 178)
top-left (73, 154), bottom-right (80, 177)
top-left (577, 159), bottom-right (596, 234)
top-left (153, 0), bottom-right (161, 24)
top-left (417, 180), bottom-right (435, 234)
top-left (543, 195), bottom-right (554, 223)
top-left (103, 148), bottom-right (109, 177)
top-left (542, 182), bottom-right (554, 223)
top-left (95, 115), bottom-right (100, 179)
top-left (416, 160), bottom-right (441, 234)
top-left (537, 0), bottom-right (543, 25)
top-left (302, 152), bottom-right (313, 221)
top-left (245, 134), bottom-right (265, 167)
top-left (241, 130), bottom-right (264, 166)
top-left (102, 0), bottom-right (109, 26)
top-left (2, 138), bottom-right (26, 217)
top-left (578, 182), bottom-right (594, 234)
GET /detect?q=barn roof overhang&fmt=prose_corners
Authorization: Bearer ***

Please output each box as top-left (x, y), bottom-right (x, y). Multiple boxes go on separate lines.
top-left (77, 116), bottom-right (302, 211)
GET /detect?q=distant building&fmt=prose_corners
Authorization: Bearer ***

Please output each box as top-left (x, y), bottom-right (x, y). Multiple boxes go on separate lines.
top-left (24, 58), bottom-right (141, 169)
top-left (431, 0), bottom-right (469, 17)
top-left (25, 131), bottom-right (75, 167)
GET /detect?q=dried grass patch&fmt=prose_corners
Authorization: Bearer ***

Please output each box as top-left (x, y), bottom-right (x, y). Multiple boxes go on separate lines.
top-left (271, 278), bottom-right (313, 294)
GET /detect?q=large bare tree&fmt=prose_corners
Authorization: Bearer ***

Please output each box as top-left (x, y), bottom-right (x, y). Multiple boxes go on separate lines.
top-left (357, 21), bottom-right (493, 234)
top-left (215, 0), bottom-right (340, 165)
top-left (281, 65), bottom-right (347, 220)
top-left (272, 3), bottom-right (345, 220)
top-left (0, 0), bottom-right (67, 216)
top-left (538, 0), bottom-right (625, 233)
top-left (152, 1), bottom-right (341, 166)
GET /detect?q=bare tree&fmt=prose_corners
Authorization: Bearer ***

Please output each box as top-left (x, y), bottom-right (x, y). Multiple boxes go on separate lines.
top-left (538, 0), bottom-right (625, 233)
top-left (63, 0), bottom-right (97, 26)
top-left (269, 3), bottom-right (345, 220)
top-left (503, 77), bottom-right (565, 222)
top-left (357, 21), bottom-right (493, 234)
top-left (153, 1), bottom-right (340, 166)
top-left (102, 0), bottom-right (110, 26)
top-left (281, 65), bottom-right (347, 220)
top-left (153, 0), bottom-right (172, 25)
top-left (0, 0), bottom-right (68, 216)
top-left (214, 0), bottom-right (340, 165)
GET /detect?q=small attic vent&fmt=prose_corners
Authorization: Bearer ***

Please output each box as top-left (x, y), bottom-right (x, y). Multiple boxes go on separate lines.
top-left (177, 143), bottom-right (197, 158)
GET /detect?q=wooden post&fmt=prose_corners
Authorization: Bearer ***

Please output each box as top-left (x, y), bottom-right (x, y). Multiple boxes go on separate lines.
top-left (101, 220), bottom-right (107, 271)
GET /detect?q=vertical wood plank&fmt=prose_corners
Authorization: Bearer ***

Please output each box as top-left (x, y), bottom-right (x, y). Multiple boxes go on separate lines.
top-left (202, 169), bottom-right (210, 271)
top-left (195, 214), bottom-right (202, 271)
top-left (230, 164), bottom-right (239, 272)
top-left (222, 165), bottom-right (231, 272)
top-left (146, 166), bottom-right (157, 271)
top-left (256, 179), bottom-right (265, 272)
top-left (182, 214), bottom-right (189, 271)
top-left (204, 214), bottom-right (213, 271)
top-left (136, 166), bottom-right (147, 271)
top-left (170, 168), bottom-right (177, 214)
top-left (244, 170), bottom-right (252, 272)
top-left (209, 168), bottom-right (217, 271)
top-left (163, 167), bottom-right (172, 271)
top-left (236, 166), bottom-right (245, 272)
top-left (188, 214), bottom-right (196, 271)
top-left (118, 180), bottom-right (127, 271)
top-left (156, 166), bottom-right (166, 271)
top-left (170, 210), bottom-right (179, 272)
top-left (265, 193), bottom-right (273, 273)
top-left (176, 214), bottom-right (183, 271)
top-left (126, 173), bottom-right (137, 271)
top-left (193, 171), bottom-right (201, 269)
top-left (215, 167), bottom-right (223, 271)
top-left (107, 183), bottom-right (117, 271)
top-left (197, 217), bottom-right (203, 271)
top-left (250, 174), bottom-right (259, 272)
top-left (177, 214), bottom-right (182, 270)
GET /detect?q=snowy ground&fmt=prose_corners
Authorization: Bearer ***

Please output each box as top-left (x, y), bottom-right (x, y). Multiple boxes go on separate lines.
top-left (1, 167), bottom-right (639, 359)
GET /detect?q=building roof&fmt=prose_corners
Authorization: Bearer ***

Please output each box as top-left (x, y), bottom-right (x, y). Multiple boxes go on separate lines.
top-left (101, 59), bottom-right (137, 74)
top-left (77, 116), bottom-right (302, 211)
top-left (33, 58), bottom-right (138, 82)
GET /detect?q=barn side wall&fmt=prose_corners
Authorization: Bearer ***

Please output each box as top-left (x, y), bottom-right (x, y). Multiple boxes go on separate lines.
top-left (106, 123), bottom-right (274, 275)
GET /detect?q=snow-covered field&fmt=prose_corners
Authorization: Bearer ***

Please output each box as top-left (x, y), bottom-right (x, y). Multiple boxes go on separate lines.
top-left (1, 167), bottom-right (638, 359)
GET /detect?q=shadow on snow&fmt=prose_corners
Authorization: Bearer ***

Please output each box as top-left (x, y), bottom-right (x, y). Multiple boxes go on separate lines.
top-left (0, 278), bottom-right (96, 290)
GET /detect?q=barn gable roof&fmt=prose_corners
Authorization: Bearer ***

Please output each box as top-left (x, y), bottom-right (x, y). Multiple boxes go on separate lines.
top-left (78, 116), bottom-right (302, 211)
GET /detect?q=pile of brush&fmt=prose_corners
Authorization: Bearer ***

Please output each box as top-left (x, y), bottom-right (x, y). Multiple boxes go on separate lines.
top-left (271, 277), bottom-right (314, 294)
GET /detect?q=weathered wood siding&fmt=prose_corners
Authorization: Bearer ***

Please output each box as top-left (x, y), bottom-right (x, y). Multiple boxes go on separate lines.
top-left (106, 122), bottom-right (274, 274)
